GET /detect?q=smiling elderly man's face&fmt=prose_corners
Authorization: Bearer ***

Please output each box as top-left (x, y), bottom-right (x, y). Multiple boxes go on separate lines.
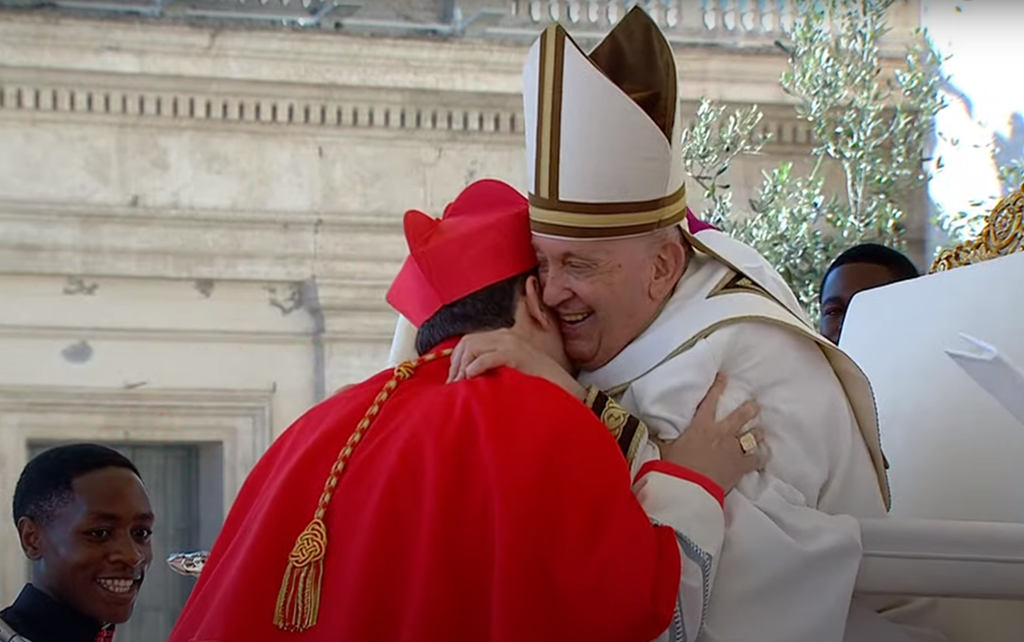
top-left (533, 228), bottom-right (688, 371)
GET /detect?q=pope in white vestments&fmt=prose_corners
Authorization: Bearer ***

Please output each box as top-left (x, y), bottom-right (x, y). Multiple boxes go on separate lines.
top-left (390, 8), bottom-right (945, 642)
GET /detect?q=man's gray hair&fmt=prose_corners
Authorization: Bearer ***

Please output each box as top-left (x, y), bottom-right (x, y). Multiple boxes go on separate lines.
top-left (647, 225), bottom-right (692, 259)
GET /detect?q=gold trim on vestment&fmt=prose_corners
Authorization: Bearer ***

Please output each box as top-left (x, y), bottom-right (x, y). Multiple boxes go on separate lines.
top-left (535, 26), bottom-right (565, 200)
top-left (529, 185), bottom-right (687, 215)
top-left (534, 28), bottom-right (549, 197)
top-left (600, 403), bottom-right (630, 436)
top-left (525, 8), bottom-right (684, 240)
top-left (528, 186), bottom-right (688, 239)
top-left (530, 199), bottom-right (686, 228)
top-left (625, 421), bottom-right (649, 468)
top-left (584, 385), bottom-right (649, 471)
top-left (531, 214), bottom-right (687, 239)
top-left (707, 270), bottom-right (776, 304)
top-left (685, 231), bottom-right (798, 318)
top-left (549, 30), bottom-right (564, 200)
top-left (602, 311), bottom-right (891, 510)
top-left (597, 228), bottom-right (891, 508)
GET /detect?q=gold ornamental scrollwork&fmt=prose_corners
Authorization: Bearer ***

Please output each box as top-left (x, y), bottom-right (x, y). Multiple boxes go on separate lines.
top-left (931, 180), bottom-right (1024, 273)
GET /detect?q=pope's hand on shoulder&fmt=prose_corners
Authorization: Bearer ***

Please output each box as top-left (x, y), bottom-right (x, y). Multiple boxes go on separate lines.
top-left (447, 329), bottom-right (587, 400)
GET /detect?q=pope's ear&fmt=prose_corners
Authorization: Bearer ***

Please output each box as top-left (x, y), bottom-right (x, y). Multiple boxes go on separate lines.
top-left (649, 232), bottom-right (687, 302)
top-left (522, 274), bottom-right (552, 328)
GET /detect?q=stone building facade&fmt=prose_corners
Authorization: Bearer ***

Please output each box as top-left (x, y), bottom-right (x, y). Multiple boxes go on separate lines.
top-left (0, 1), bottom-right (922, 637)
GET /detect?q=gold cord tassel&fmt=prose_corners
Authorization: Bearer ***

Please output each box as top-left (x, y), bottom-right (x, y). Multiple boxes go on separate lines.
top-left (273, 519), bottom-right (328, 631)
top-left (272, 349), bottom-right (451, 632)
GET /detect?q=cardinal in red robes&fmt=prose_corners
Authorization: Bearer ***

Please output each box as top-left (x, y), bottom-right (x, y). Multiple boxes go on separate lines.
top-left (167, 179), bottom-right (730, 642)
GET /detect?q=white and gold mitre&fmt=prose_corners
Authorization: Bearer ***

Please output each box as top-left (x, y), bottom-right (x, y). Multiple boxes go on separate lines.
top-left (523, 7), bottom-right (686, 239)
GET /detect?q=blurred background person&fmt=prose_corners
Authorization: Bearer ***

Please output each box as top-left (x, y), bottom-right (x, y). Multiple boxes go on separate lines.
top-left (819, 243), bottom-right (921, 344)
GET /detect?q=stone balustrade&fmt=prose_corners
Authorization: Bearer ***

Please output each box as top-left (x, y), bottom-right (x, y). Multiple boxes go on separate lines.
top-left (509, 0), bottom-right (799, 35)
top-left (0, 0), bottom-right (920, 44)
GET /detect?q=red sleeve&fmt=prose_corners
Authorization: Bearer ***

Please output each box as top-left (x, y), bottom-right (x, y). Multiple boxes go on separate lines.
top-left (475, 372), bottom-right (683, 642)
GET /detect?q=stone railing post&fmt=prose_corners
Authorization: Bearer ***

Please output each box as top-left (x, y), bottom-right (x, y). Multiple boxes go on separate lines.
top-left (673, 0), bottom-right (705, 34)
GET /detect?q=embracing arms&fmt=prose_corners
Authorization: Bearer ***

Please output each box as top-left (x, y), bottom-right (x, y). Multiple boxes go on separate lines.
top-left (448, 330), bottom-right (766, 642)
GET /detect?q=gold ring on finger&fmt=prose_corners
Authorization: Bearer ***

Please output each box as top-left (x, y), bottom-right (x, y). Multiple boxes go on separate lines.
top-left (737, 431), bottom-right (758, 455)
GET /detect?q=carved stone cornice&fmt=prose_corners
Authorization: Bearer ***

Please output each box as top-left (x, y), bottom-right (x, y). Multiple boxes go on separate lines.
top-left (0, 13), bottom-right (529, 94)
top-left (0, 324), bottom-right (318, 344)
top-left (0, 72), bottom-right (823, 151)
top-left (311, 278), bottom-right (393, 312)
top-left (0, 8), bottom-right (917, 152)
top-left (0, 199), bottom-right (407, 283)
top-left (303, 277), bottom-right (395, 340)
top-left (0, 69), bottom-right (525, 141)
top-left (0, 11), bottom-right (848, 151)
top-left (0, 11), bottom-right (817, 108)
top-left (0, 384), bottom-right (274, 416)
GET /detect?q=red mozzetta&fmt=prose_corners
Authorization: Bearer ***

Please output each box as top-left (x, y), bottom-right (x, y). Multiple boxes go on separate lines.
top-left (168, 343), bottom-right (687, 642)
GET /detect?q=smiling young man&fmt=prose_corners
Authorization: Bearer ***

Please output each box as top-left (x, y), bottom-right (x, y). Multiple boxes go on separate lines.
top-left (0, 444), bottom-right (154, 642)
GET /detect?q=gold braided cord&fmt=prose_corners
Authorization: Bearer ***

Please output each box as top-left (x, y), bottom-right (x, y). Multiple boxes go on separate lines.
top-left (273, 348), bottom-right (452, 632)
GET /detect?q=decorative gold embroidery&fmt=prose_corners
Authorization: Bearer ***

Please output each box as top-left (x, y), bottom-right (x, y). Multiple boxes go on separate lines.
top-left (625, 421), bottom-right (649, 467)
top-left (707, 270), bottom-right (775, 303)
top-left (931, 180), bottom-right (1024, 273)
top-left (585, 386), bottom-right (646, 470)
top-left (684, 232), bottom-right (804, 323)
top-left (600, 312), bottom-right (890, 510)
top-left (600, 403), bottom-right (630, 439)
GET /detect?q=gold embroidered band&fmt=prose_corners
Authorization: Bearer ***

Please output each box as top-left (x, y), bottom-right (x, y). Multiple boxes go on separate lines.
top-left (585, 386), bottom-right (649, 469)
top-left (534, 25), bottom-right (566, 200)
top-left (529, 185), bottom-right (687, 239)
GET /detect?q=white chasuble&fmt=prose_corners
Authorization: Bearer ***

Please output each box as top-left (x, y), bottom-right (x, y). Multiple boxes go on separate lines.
top-left (580, 230), bottom-right (940, 642)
